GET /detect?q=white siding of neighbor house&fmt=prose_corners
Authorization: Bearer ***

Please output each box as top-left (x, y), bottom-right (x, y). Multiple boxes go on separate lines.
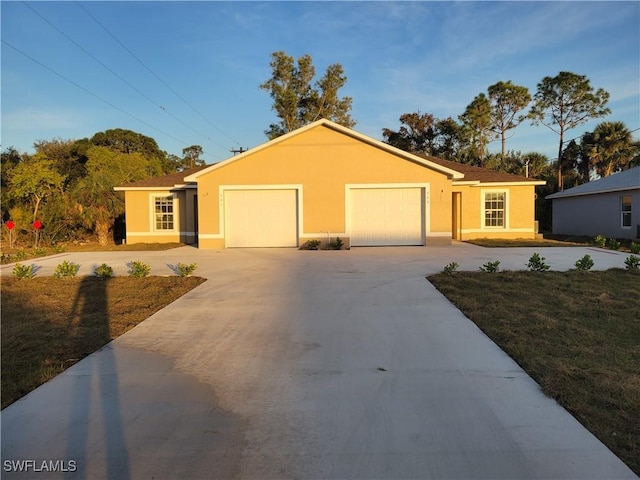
top-left (552, 189), bottom-right (640, 239)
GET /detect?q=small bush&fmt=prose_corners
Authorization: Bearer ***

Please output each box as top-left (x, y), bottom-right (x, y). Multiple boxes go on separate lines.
top-left (94, 263), bottom-right (114, 278)
top-left (479, 260), bottom-right (500, 273)
top-left (593, 235), bottom-right (607, 248)
top-left (33, 247), bottom-right (47, 257)
top-left (442, 262), bottom-right (459, 275)
top-left (526, 253), bottom-right (550, 272)
top-left (175, 262), bottom-right (197, 277)
top-left (14, 249), bottom-right (27, 261)
top-left (624, 255), bottom-right (640, 270)
top-left (574, 254), bottom-right (594, 271)
top-left (630, 242), bottom-right (640, 254)
top-left (301, 239), bottom-right (321, 250)
top-left (12, 263), bottom-right (35, 279)
top-left (52, 244), bottom-right (66, 254)
top-left (328, 237), bottom-right (344, 250)
top-left (128, 260), bottom-right (151, 278)
top-left (606, 238), bottom-right (621, 250)
top-left (53, 261), bottom-right (80, 278)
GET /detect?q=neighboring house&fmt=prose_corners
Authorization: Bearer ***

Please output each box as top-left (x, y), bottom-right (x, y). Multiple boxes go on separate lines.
top-left (547, 166), bottom-right (640, 240)
top-left (115, 119), bottom-right (544, 248)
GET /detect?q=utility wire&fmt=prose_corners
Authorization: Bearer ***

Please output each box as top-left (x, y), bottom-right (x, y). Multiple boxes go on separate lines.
top-left (3, 40), bottom-right (196, 151)
top-left (22, 2), bottom-right (226, 159)
top-left (75, 1), bottom-right (242, 146)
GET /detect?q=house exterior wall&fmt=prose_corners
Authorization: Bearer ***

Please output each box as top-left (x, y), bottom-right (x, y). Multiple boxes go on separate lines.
top-left (195, 125), bottom-right (453, 249)
top-left (123, 189), bottom-right (197, 244)
top-left (552, 189), bottom-right (640, 239)
top-left (453, 184), bottom-right (539, 240)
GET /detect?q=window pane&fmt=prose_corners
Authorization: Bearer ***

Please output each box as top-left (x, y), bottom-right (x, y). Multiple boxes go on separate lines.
top-left (154, 196), bottom-right (174, 230)
top-left (484, 192), bottom-right (505, 228)
top-left (621, 196), bottom-right (632, 227)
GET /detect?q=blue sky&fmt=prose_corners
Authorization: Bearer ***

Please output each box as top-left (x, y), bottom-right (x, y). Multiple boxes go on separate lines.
top-left (2, 1), bottom-right (639, 164)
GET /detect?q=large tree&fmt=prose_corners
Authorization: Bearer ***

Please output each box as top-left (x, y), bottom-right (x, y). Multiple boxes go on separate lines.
top-left (260, 51), bottom-right (355, 139)
top-left (581, 121), bottom-right (638, 178)
top-left (529, 71), bottom-right (610, 190)
top-left (382, 112), bottom-right (437, 155)
top-left (487, 81), bottom-right (531, 161)
top-left (459, 93), bottom-right (493, 166)
top-left (180, 145), bottom-right (205, 171)
top-left (89, 128), bottom-right (170, 174)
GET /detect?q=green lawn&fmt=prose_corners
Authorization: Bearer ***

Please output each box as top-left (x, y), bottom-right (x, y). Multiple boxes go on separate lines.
top-left (428, 269), bottom-right (640, 475)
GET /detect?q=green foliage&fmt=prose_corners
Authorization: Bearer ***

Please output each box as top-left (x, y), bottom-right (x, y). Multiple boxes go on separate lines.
top-left (459, 93), bottom-right (493, 163)
top-left (12, 263), bottom-right (35, 279)
top-left (575, 254), bottom-right (594, 271)
top-left (593, 235), bottom-right (607, 248)
top-left (53, 260), bottom-right (80, 278)
top-left (301, 239), bottom-right (321, 250)
top-left (606, 238), bottom-right (621, 250)
top-left (175, 262), bottom-right (198, 277)
top-left (526, 253), bottom-right (550, 272)
top-left (127, 260), bottom-right (151, 278)
top-left (260, 51), bottom-right (355, 139)
top-left (33, 247), bottom-right (47, 257)
top-left (327, 237), bottom-right (344, 250)
top-left (624, 255), bottom-right (640, 271)
top-left (581, 122), bottom-right (637, 177)
top-left (630, 242), bottom-right (640, 255)
top-left (487, 81), bottom-right (531, 159)
top-left (94, 263), bottom-right (114, 278)
top-left (52, 244), bottom-right (66, 254)
top-left (442, 262), bottom-right (459, 275)
top-left (14, 249), bottom-right (27, 261)
top-left (180, 145), bottom-right (205, 170)
top-left (479, 260), bottom-right (501, 273)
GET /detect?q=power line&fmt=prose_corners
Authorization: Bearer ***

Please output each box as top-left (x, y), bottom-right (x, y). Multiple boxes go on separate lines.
top-left (22, 2), bottom-right (226, 159)
top-left (75, 1), bottom-right (242, 147)
top-left (3, 40), bottom-right (197, 151)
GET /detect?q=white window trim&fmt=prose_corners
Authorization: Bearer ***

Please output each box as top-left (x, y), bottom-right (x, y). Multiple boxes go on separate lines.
top-left (149, 192), bottom-right (178, 233)
top-left (621, 195), bottom-right (632, 229)
top-left (481, 189), bottom-right (509, 230)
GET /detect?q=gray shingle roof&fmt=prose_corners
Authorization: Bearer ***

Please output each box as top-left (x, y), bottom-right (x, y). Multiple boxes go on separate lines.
top-left (547, 166), bottom-right (640, 199)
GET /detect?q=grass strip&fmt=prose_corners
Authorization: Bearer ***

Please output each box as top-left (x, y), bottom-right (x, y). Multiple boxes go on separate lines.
top-left (1, 276), bottom-right (206, 409)
top-left (428, 270), bottom-right (640, 475)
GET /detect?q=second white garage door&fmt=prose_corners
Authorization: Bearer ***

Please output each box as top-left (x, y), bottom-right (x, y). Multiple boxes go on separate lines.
top-left (350, 188), bottom-right (424, 246)
top-left (225, 189), bottom-right (298, 247)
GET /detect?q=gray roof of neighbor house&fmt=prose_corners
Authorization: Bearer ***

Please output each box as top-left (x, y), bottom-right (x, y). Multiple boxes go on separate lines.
top-left (547, 166), bottom-right (640, 199)
top-left (114, 165), bottom-right (209, 190)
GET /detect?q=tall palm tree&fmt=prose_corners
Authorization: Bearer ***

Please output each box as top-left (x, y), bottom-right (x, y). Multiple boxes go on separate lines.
top-left (581, 121), bottom-right (638, 177)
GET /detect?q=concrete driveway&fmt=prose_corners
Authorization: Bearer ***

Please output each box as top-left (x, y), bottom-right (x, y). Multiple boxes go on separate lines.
top-left (1, 244), bottom-right (637, 479)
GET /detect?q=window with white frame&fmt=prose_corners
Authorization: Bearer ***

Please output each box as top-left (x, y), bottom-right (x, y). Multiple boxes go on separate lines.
top-left (154, 196), bottom-right (175, 231)
top-left (484, 192), bottom-right (506, 228)
top-left (621, 196), bottom-right (632, 228)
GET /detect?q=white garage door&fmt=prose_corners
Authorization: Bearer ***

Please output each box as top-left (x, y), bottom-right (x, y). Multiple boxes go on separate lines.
top-left (350, 188), bottom-right (424, 246)
top-left (225, 189), bottom-right (298, 247)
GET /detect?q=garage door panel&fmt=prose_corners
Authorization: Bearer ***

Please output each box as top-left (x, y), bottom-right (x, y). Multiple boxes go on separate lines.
top-left (225, 190), bottom-right (298, 247)
top-left (351, 188), bottom-right (424, 246)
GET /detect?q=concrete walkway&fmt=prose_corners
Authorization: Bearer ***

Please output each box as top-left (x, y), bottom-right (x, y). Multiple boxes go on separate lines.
top-left (1, 245), bottom-right (637, 479)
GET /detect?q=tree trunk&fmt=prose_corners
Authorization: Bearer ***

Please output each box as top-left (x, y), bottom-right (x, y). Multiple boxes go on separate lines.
top-left (557, 130), bottom-right (564, 191)
top-left (95, 220), bottom-right (111, 246)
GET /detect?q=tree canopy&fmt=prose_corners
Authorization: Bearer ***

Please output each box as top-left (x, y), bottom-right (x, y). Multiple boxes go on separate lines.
top-left (260, 51), bottom-right (355, 139)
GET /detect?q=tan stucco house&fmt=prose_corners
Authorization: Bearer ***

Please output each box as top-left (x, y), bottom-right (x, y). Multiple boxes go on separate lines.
top-left (115, 119), bottom-right (545, 248)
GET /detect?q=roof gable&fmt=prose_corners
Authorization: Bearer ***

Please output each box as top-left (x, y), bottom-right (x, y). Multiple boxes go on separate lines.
top-left (184, 119), bottom-right (464, 181)
top-left (547, 166), bottom-right (640, 199)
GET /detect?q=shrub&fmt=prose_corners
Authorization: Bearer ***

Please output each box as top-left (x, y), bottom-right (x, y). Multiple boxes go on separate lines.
top-left (328, 237), bottom-right (344, 250)
top-left (624, 255), bottom-right (640, 271)
top-left (606, 238), bottom-right (621, 250)
top-left (53, 261), bottom-right (80, 278)
top-left (94, 263), bottom-right (114, 278)
top-left (526, 253), bottom-right (550, 272)
top-left (593, 235), bottom-right (607, 248)
top-left (630, 242), bottom-right (640, 255)
top-left (301, 239), bottom-right (321, 250)
top-left (12, 263), bottom-right (35, 279)
top-left (479, 260), bottom-right (500, 273)
top-left (442, 262), bottom-right (459, 275)
top-left (14, 249), bottom-right (27, 261)
top-left (128, 260), bottom-right (151, 278)
top-left (52, 244), bottom-right (66, 254)
top-left (574, 254), bottom-right (594, 271)
top-left (33, 247), bottom-right (47, 257)
top-left (175, 262), bottom-right (197, 277)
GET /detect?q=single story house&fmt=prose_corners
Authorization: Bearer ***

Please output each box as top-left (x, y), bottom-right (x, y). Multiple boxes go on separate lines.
top-left (547, 166), bottom-right (640, 240)
top-left (115, 119), bottom-right (545, 248)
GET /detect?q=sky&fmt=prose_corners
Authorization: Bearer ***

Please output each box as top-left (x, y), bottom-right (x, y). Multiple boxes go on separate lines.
top-left (2, 1), bottom-right (639, 164)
